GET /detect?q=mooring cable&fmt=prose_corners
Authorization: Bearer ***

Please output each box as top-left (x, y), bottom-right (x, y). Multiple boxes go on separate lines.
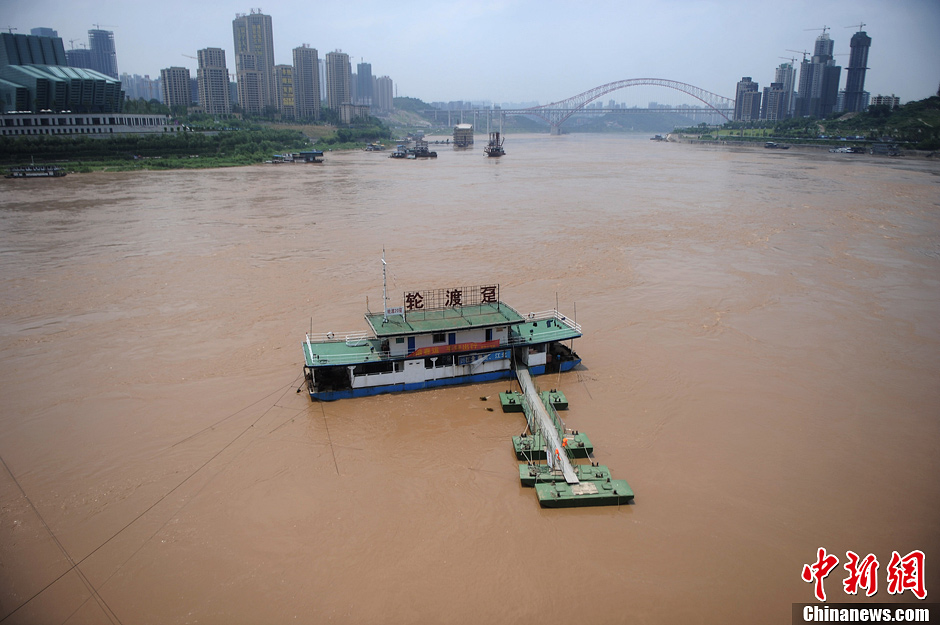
top-left (319, 401), bottom-right (340, 475)
top-left (0, 455), bottom-right (123, 625)
top-left (0, 374), bottom-right (302, 623)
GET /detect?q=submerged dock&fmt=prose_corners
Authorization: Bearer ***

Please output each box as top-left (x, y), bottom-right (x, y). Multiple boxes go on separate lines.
top-left (508, 365), bottom-right (634, 508)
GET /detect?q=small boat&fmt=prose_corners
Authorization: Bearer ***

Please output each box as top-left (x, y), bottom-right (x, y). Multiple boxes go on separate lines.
top-left (764, 141), bottom-right (790, 150)
top-left (411, 139), bottom-right (437, 158)
top-left (388, 145), bottom-right (409, 159)
top-left (5, 164), bottom-right (67, 178)
top-left (484, 132), bottom-right (505, 157)
top-left (301, 259), bottom-right (581, 401)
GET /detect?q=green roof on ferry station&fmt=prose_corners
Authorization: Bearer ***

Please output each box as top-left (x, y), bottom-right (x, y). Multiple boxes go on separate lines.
top-left (366, 301), bottom-right (525, 338)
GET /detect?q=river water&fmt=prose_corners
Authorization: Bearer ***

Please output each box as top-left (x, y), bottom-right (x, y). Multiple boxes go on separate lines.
top-left (1, 135), bottom-right (938, 624)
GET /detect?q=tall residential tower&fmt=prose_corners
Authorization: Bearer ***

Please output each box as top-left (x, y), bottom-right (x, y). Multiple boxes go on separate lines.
top-left (161, 66), bottom-right (192, 108)
top-left (324, 50), bottom-right (350, 111)
top-left (197, 48), bottom-right (231, 115)
top-left (356, 61), bottom-right (373, 106)
top-left (734, 77), bottom-right (761, 121)
top-left (233, 10), bottom-right (276, 112)
top-left (292, 45), bottom-right (320, 120)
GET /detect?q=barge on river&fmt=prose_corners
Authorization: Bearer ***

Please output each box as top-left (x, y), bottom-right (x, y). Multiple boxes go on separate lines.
top-left (5, 164), bottom-right (67, 178)
top-left (302, 282), bottom-right (581, 401)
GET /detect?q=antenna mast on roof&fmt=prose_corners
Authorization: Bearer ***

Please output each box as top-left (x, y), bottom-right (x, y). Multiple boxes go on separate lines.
top-left (382, 248), bottom-right (388, 323)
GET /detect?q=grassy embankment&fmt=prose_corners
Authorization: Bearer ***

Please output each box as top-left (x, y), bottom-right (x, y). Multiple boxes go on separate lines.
top-left (0, 119), bottom-right (393, 173)
top-left (675, 96), bottom-right (940, 151)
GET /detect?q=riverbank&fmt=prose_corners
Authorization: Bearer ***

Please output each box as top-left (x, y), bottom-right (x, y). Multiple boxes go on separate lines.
top-left (668, 133), bottom-right (940, 159)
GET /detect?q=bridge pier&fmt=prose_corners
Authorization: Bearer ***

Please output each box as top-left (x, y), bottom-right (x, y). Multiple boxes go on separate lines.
top-left (550, 125), bottom-right (563, 136)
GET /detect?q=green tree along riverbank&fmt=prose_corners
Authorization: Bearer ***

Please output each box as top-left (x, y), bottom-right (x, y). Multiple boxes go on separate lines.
top-left (0, 128), bottom-right (312, 172)
top-left (676, 95), bottom-right (940, 151)
top-left (0, 114), bottom-right (394, 173)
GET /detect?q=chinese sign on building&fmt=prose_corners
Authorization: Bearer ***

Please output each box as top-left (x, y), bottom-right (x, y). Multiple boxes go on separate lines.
top-left (403, 285), bottom-right (498, 312)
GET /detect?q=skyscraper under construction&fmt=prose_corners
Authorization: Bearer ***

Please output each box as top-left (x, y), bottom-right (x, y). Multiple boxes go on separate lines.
top-left (843, 29), bottom-right (872, 113)
top-left (796, 31), bottom-right (842, 118)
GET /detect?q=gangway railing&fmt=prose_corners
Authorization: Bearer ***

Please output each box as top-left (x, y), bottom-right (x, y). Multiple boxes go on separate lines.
top-left (515, 365), bottom-right (580, 484)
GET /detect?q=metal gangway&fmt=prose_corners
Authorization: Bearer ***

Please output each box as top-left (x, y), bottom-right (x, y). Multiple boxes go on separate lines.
top-left (515, 365), bottom-right (580, 485)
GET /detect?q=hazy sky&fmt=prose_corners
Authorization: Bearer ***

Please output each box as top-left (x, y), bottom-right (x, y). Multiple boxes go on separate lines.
top-left (6, 0), bottom-right (940, 105)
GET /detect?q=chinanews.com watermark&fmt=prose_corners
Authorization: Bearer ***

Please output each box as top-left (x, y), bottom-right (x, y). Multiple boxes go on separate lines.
top-left (792, 604), bottom-right (936, 623)
top-left (793, 548), bottom-right (930, 624)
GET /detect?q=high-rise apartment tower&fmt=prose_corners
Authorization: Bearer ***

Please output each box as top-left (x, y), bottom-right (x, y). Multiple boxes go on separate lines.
top-left (734, 77), bottom-right (761, 121)
top-left (233, 10), bottom-right (276, 112)
top-left (292, 45), bottom-right (320, 120)
top-left (357, 61), bottom-right (373, 106)
top-left (161, 66), bottom-right (192, 108)
top-left (325, 50), bottom-right (351, 111)
top-left (197, 48), bottom-right (231, 115)
top-left (275, 64), bottom-right (295, 119)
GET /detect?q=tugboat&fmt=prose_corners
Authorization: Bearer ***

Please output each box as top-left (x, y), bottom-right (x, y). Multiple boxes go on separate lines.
top-left (484, 131), bottom-right (505, 157)
top-left (388, 145), bottom-right (409, 159)
top-left (411, 138), bottom-right (438, 158)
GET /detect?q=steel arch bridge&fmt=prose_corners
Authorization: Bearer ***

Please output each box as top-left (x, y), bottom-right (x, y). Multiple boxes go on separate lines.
top-left (514, 79), bottom-right (735, 132)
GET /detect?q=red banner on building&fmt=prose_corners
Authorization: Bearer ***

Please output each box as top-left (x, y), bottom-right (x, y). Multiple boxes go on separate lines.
top-left (409, 340), bottom-right (500, 358)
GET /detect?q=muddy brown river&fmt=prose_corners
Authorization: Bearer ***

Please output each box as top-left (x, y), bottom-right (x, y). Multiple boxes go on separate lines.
top-left (1, 135), bottom-right (938, 624)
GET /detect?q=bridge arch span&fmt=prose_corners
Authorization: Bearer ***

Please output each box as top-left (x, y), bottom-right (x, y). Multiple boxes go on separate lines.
top-left (520, 79), bottom-right (734, 131)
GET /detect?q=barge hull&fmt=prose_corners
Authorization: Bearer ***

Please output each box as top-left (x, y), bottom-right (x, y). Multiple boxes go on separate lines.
top-left (309, 358), bottom-right (581, 401)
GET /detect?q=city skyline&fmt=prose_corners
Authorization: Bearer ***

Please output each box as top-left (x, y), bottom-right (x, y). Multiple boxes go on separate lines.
top-left (5, 0), bottom-right (940, 106)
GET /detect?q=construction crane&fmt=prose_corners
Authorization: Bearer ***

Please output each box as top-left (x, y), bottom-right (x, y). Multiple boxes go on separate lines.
top-left (804, 25), bottom-right (830, 34)
top-left (6, 26), bottom-right (16, 34)
top-left (92, 24), bottom-right (118, 30)
top-left (846, 22), bottom-right (866, 31)
top-left (787, 49), bottom-right (812, 62)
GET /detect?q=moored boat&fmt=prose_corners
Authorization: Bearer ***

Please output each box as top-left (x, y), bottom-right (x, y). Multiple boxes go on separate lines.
top-left (484, 131), bottom-right (505, 157)
top-left (5, 164), bottom-right (67, 178)
top-left (302, 269), bottom-right (581, 401)
top-left (411, 139), bottom-right (437, 158)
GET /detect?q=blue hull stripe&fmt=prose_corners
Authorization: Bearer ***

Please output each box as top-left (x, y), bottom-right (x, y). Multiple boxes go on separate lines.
top-left (310, 360), bottom-right (581, 401)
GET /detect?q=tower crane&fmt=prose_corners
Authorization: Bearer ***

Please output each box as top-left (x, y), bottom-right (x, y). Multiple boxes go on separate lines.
top-left (845, 22), bottom-right (866, 31)
top-left (786, 49), bottom-right (811, 62)
top-left (804, 25), bottom-right (830, 34)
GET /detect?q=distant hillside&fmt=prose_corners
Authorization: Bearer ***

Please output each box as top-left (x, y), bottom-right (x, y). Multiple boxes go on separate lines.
top-left (389, 97), bottom-right (687, 134)
top-left (680, 95), bottom-right (940, 150)
top-left (822, 96), bottom-right (940, 149)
